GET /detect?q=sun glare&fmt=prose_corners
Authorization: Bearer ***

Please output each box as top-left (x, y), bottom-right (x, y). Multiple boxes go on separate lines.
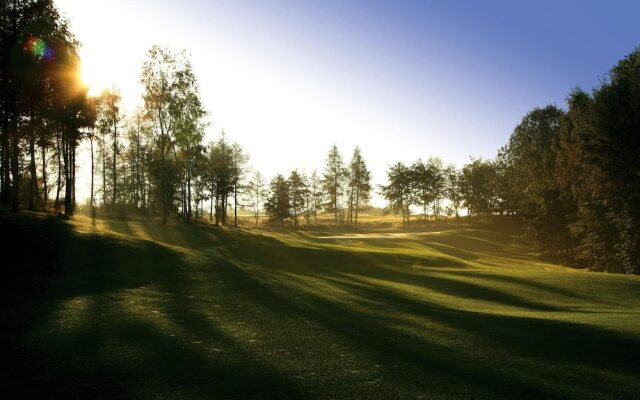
top-left (80, 58), bottom-right (110, 96)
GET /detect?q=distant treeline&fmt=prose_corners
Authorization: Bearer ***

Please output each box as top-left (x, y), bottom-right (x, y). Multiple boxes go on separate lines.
top-left (1, 2), bottom-right (638, 273)
top-left (379, 50), bottom-right (640, 274)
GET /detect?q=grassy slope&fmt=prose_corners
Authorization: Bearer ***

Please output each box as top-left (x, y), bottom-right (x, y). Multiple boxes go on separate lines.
top-left (2, 211), bottom-right (639, 399)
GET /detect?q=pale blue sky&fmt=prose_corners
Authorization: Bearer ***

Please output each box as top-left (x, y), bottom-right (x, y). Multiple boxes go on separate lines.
top-left (57, 0), bottom-right (640, 204)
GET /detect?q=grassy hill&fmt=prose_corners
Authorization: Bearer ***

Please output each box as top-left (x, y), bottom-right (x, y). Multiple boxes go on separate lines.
top-left (2, 211), bottom-right (639, 399)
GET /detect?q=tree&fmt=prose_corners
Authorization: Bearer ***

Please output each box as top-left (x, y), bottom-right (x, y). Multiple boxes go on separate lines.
top-left (381, 162), bottom-right (413, 224)
top-left (123, 108), bottom-right (151, 213)
top-left (0, 0), bottom-right (83, 212)
top-left (555, 49), bottom-right (640, 273)
top-left (460, 158), bottom-right (498, 216)
top-left (308, 170), bottom-right (323, 224)
top-left (48, 31), bottom-right (93, 216)
top-left (427, 157), bottom-right (446, 219)
top-left (265, 174), bottom-right (290, 224)
top-left (95, 88), bottom-right (122, 209)
top-left (141, 46), bottom-right (182, 223)
top-left (206, 132), bottom-right (234, 225)
top-left (245, 171), bottom-right (267, 226)
top-left (444, 165), bottom-right (462, 218)
top-left (410, 159), bottom-right (434, 221)
top-left (322, 145), bottom-right (347, 224)
top-left (347, 146), bottom-right (372, 225)
top-left (171, 54), bottom-right (206, 223)
top-left (501, 105), bottom-right (570, 256)
top-left (288, 169), bottom-right (307, 227)
top-left (229, 143), bottom-right (248, 227)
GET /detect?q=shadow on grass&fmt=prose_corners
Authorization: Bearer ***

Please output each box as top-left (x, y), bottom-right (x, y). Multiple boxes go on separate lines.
top-left (226, 258), bottom-right (640, 399)
top-left (2, 211), bottom-right (639, 399)
top-left (1, 212), bottom-right (305, 399)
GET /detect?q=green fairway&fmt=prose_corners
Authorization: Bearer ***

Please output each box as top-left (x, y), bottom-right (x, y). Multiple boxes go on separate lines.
top-left (2, 211), bottom-right (639, 399)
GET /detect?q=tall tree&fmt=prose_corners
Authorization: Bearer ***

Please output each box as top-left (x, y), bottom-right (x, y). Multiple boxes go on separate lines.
top-left (288, 169), bottom-right (307, 227)
top-left (322, 145), bottom-right (347, 224)
top-left (347, 146), bottom-right (372, 225)
top-left (265, 174), bottom-right (290, 224)
top-left (381, 162), bottom-right (413, 224)
top-left (95, 88), bottom-right (122, 209)
top-left (207, 132), bottom-right (234, 225)
top-left (141, 46), bottom-right (182, 223)
top-left (171, 54), bottom-right (206, 223)
top-left (502, 105), bottom-right (569, 256)
top-left (309, 170), bottom-right (323, 224)
top-left (0, 0), bottom-right (79, 211)
top-left (230, 143), bottom-right (248, 227)
top-left (410, 159), bottom-right (434, 221)
top-left (460, 158), bottom-right (498, 217)
top-left (245, 171), bottom-right (267, 226)
top-left (555, 50), bottom-right (640, 273)
top-left (444, 165), bottom-right (462, 218)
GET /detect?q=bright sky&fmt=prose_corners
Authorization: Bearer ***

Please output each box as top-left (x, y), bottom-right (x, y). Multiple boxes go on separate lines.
top-left (56, 0), bottom-right (640, 206)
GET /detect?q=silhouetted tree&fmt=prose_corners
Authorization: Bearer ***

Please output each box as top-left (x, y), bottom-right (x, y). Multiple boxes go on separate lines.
top-left (445, 165), bottom-right (462, 218)
top-left (322, 145), bottom-right (347, 224)
top-left (288, 169), bottom-right (307, 227)
top-left (347, 146), bottom-right (372, 225)
top-left (381, 162), bottom-right (413, 224)
top-left (460, 158), bottom-right (498, 216)
top-left (245, 170), bottom-right (267, 226)
top-left (230, 143), bottom-right (248, 227)
top-left (265, 174), bottom-right (290, 224)
top-left (308, 170), bottom-right (323, 224)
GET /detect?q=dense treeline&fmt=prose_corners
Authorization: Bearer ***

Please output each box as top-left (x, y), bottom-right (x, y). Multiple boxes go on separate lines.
top-left (1, 2), bottom-right (639, 273)
top-left (0, 0), bottom-right (93, 215)
top-left (380, 50), bottom-right (640, 273)
top-left (264, 145), bottom-right (372, 226)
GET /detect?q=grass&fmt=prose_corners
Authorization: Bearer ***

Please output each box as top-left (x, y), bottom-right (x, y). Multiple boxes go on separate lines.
top-left (2, 210), bottom-right (639, 399)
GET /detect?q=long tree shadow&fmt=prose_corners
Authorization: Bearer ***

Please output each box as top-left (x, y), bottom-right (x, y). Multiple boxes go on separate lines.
top-left (222, 257), bottom-right (640, 399)
top-left (4, 212), bottom-right (639, 399)
top-left (217, 231), bottom-right (564, 312)
top-left (1, 213), bottom-right (307, 399)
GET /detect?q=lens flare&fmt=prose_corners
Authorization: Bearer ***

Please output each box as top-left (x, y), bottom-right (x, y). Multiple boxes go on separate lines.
top-left (26, 36), bottom-right (54, 60)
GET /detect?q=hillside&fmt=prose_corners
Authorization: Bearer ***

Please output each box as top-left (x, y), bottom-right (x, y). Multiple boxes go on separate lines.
top-left (2, 211), bottom-right (639, 399)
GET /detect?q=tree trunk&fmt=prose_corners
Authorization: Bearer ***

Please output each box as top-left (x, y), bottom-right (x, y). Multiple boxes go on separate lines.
top-left (90, 134), bottom-right (95, 218)
top-left (101, 131), bottom-right (106, 208)
top-left (62, 132), bottom-right (70, 215)
top-left (255, 191), bottom-right (259, 226)
top-left (28, 131), bottom-right (39, 210)
top-left (41, 142), bottom-right (47, 208)
top-left (222, 195), bottom-right (227, 225)
top-left (135, 129), bottom-right (141, 210)
top-left (54, 131), bottom-right (62, 210)
top-left (112, 119), bottom-right (117, 208)
top-left (179, 174), bottom-right (185, 223)
top-left (347, 186), bottom-right (353, 224)
top-left (187, 159), bottom-right (192, 224)
top-left (334, 189), bottom-right (338, 224)
top-left (71, 140), bottom-right (76, 212)
top-left (214, 193), bottom-right (220, 226)
top-left (0, 113), bottom-right (10, 206)
top-left (10, 115), bottom-right (20, 211)
top-left (354, 187), bottom-right (360, 226)
top-left (210, 181), bottom-right (214, 222)
top-left (234, 183), bottom-right (238, 227)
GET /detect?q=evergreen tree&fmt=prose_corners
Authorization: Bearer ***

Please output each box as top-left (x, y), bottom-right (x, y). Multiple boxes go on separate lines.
top-left (265, 174), bottom-right (290, 224)
top-left (322, 145), bottom-right (347, 224)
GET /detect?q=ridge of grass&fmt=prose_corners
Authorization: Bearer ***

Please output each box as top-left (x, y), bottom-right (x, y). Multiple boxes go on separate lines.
top-left (2, 210), bottom-right (639, 399)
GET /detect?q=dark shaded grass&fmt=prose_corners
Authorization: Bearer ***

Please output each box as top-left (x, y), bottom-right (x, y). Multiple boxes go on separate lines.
top-left (2, 211), bottom-right (639, 399)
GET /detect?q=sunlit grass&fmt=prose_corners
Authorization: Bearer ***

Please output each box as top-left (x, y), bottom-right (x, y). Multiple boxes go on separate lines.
top-left (3, 211), bottom-right (639, 399)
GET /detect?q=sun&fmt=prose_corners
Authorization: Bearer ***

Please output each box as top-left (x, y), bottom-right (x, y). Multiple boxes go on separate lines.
top-left (80, 56), bottom-right (111, 97)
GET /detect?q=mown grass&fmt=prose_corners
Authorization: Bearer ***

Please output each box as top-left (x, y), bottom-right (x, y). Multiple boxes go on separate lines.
top-left (2, 210), bottom-right (639, 399)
